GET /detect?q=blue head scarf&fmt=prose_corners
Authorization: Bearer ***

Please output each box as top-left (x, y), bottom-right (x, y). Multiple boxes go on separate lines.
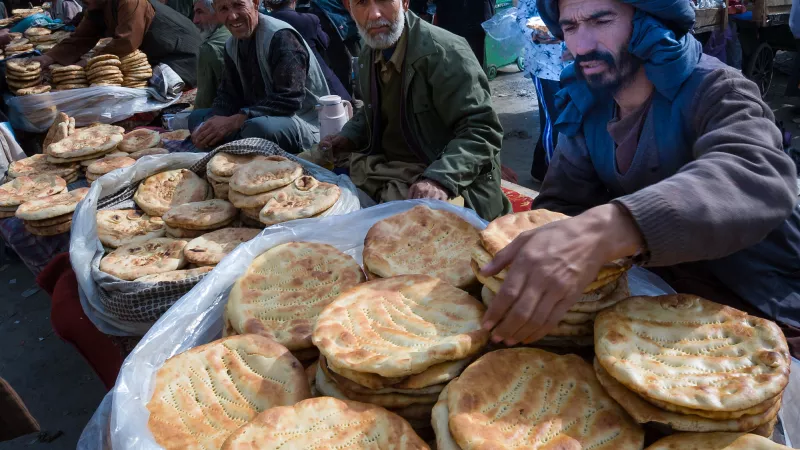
top-left (535, 0), bottom-right (703, 136)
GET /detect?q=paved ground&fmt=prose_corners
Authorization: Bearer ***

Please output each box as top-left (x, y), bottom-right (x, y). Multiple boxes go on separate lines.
top-left (0, 61), bottom-right (798, 449)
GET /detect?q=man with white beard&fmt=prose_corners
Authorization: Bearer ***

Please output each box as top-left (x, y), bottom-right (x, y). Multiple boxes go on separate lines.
top-left (193, 0), bottom-right (231, 109)
top-left (320, 0), bottom-right (510, 220)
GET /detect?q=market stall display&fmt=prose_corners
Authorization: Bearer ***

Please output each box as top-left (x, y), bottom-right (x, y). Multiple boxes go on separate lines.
top-left (0, 174), bottom-right (67, 218)
top-left (46, 124), bottom-right (125, 164)
top-left (146, 334), bottom-right (311, 450)
top-left (594, 295), bottom-right (790, 434)
top-left (221, 397), bottom-right (429, 449)
top-left (225, 241), bottom-right (366, 364)
top-left (161, 199), bottom-right (238, 238)
top-left (86, 54), bottom-right (124, 87)
top-left (206, 153), bottom-right (272, 200)
top-left (16, 188), bottom-right (89, 236)
top-left (5, 58), bottom-right (45, 95)
top-left (51, 65), bottom-right (88, 91)
top-left (645, 432), bottom-right (791, 449)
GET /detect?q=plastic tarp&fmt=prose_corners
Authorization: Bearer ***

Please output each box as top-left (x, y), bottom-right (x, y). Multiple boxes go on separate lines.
top-left (77, 199), bottom-right (713, 449)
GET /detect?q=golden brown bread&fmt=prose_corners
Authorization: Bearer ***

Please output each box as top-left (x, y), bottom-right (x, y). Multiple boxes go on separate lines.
top-left (644, 432), bottom-right (790, 450)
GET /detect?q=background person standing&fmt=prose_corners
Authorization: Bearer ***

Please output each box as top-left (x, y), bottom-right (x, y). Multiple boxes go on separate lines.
top-left (433, 0), bottom-right (494, 67)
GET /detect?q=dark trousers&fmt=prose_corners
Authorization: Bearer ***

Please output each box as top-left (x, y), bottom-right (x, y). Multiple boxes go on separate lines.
top-left (463, 31), bottom-right (486, 67)
top-left (531, 76), bottom-right (560, 181)
top-left (188, 109), bottom-right (307, 154)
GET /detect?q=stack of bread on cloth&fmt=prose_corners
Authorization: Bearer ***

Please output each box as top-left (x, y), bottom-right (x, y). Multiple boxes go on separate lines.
top-left (5, 58), bottom-right (50, 96)
top-left (136, 205), bottom-right (793, 449)
top-left (116, 128), bottom-right (169, 160)
top-left (0, 170), bottom-right (88, 236)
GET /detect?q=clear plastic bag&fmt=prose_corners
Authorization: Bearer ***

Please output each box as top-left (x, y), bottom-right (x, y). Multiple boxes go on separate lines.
top-left (481, 7), bottom-right (528, 56)
top-left (77, 200), bottom-right (689, 449)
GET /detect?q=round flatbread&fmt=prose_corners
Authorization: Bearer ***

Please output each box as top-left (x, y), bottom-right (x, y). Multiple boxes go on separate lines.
top-left (133, 169), bottom-right (210, 217)
top-left (47, 125), bottom-right (124, 158)
top-left (644, 432), bottom-right (790, 450)
top-left (211, 181), bottom-right (230, 200)
top-left (120, 50), bottom-right (146, 62)
top-left (25, 220), bottom-right (72, 236)
top-left (86, 155), bottom-right (135, 176)
top-left (322, 354), bottom-right (466, 393)
top-left (259, 176), bottom-right (341, 225)
top-left (207, 152), bottom-right (272, 178)
top-left (118, 129), bottom-right (160, 152)
top-left (122, 60), bottom-right (150, 70)
top-left (8, 154), bottom-right (79, 178)
top-left (147, 334), bottom-right (311, 450)
top-left (7, 77), bottom-right (41, 89)
top-left (6, 70), bottom-right (41, 81)
top-left (165, 225), bottom-right (211, 239)
top-left (122, 72), bottom-right (152, 80)
top-left (55, 83), bottom-right (90, 90)
top-left (0, 175), bottom-right (66, 207)
top-left (25, 212), bottom-right (73, 227)
top-left (88, 59), bottom-right (121, 70)
top-left (162, 199), bottom-right (237, 230)
top-left (183, 228), bottom-right (261, 266)
top-left (220, 397), bottom-right (427, 450)
top-left (97, 209), bottom-right (166, 248)
top-left (24, 27), bottom-right (51, 37)
top-left (228, 242), bottom-right (365, 351)
top-left (315, 362), bottom-right (440, 408)
top-left (51, 64), bottom-right (84, 74)
top-left (593, 358), bottom-right (783, 432)
top-left (129, 147), bottom-right (168, 159)
top-left (5, 42), bottom-right (33, 52)
top-left (87, 54), bottom-right (119, 66)
top-left (595, 295), bottom-right (791, 413)
top-left (134, 266), bottom-right (213, 283)
top-left (644, 393), bottom-right (782, 420)
top-left (15, 187), bottom-right (89, 221)
top-left (15, 84), bottom-right (50, 96)
top-left (444, 349), bottom-right (644, 450)
top-left (160, 129), bottom-right (190, 141)
top-left (228, 156), bottom-right (303, 195)
top-left (364, 205), bottom-right (480, 290)
top-left (432, 385), bottom-right (460, 450)
top-left (99, 237), bottom-right (188, 280)
top-left (313, 274), bottom-right (488, 378)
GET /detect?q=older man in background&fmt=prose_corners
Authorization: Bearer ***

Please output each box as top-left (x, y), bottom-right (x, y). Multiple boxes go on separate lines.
top-left (320, 0), bottom-right (510, 220)
top-left (190, 0), bottom-right (330, 152)
top-left (193, 0), bottom-right (231, 109)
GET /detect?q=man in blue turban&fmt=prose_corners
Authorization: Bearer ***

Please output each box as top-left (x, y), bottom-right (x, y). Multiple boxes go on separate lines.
top-left (481, 0), bottom-right (800, 357)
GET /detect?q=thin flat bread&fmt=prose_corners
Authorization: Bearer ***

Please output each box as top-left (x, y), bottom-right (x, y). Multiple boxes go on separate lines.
top-left (227, 242), bottom-right (365, 351)
top-left (258, 176), bottom-right (340, 225)
top-left (97, 209), bottom-right (166, 248)
top-left (162, 199), bottom-right (237, 230)
top-left (42, 112), bottom-right (69, 149)
top-left (129, 147), bottom-right (168, 159)
top-left (228, 156), bottom-right (302, 195)
top-left (165, 225), bottom-right (211, 239)
top-left (25, 212), bottom-right (73, 227)
top-left (593, 358), bottom-right (783, 433)
top-left (8, 154), bottom-right (78, 178)
top-left (327, 355), bottom-right (473, 392)
top-left (183, 228), bottom-right (261, 266)
top-left (320, 356), bottom-right (445, 395)
top-left (471, 245), bottom-right (508, 280)
top-left (220, 397), bottom-right (428, 450)
top-left (207, 152), bottom-right (269, 178)
top-left (568, 275), bottom-right (630, 312)
top-left (316, 363), bottom-right (440, 408)
top-left (25, 220), bottom-right (72, 236)
top-left (447, 348), bottom-right (644, 450)
top-left (47, 125), bottom-right (124, 158)
top-left (160, 129), bottom-right (190, 141)
top-left (15, 187), bottom-right (89, 220)
top-left (118, 129), bottom-right (160, 152)
top-left (99, 238), bottom-right (188, 281)
top-left (595, 295), bottom-right (791, 412)
top-left (134, 266), bottom-right (213, 283)
top-left (363, 205), bottom-right (480, 290)
top-left (0, 175), bottom-right (66, 207)
top-left (147, 335), bottom-right (310, 450)
top-left (133, 169), bottom-right (210, 217)
top-left (644, 432), bottom-right (790, 450)
top-left (432, 385), bottom-right (461, 450)
top-left (86, 156), bottom-right (135, 176)
top-left (313, 275), bottom-right (489, 378)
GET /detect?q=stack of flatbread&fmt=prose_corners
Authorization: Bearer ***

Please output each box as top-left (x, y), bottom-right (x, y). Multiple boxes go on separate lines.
top-left (46, 124), bottom-right (125, 166)
top-left (472, 209), bottom-right (631, 347)
top-left (85, 155), bottom-right (135, 184)
top-left (51, 64), bottom-right (88, 91)
top-left (225, 241), bottom-right (365, 365)
top-left (363, 205), bottom-right (481, 292)
top-left (10, 7), bottom-right (44, 20)
top-left (645, 432), bottom-right (791, 449)
top-left (146, 334), bottom-right (311, 450)
top-left (432, 348), bottom-right (644, 450)
top-left (6, 58), bottom-right (49, 96)
top-left (183, 228), bottom-right (260, 267)
top-left (119, 50), bottom-right (152, 89)
top-left (8, 154), bottom-right (79, 182)
top-left (161, 199), bottom-right (238, 238)
top-left (27, 28), bottom-right (69, 53)
top-left (0, 175), bottom-right (66, 219)
top-left (99, 237), bottom-right (190, 281)
top-left (133, 169), bottom-right (211, 217)
top-left (160, 129), bottom-right (190, 142)
top-left (97, 209), bottom-right (166, 249)
top-left (205, 152), bottom-right (270, 200)
top-left (15, 188), bottom-right (89, 236)
top-left (5, 37), bottom-right (34, 58)
top-left (229, 158), bottom-right (340, 226)
top-left (118, 129), bottom-right (161, 153)
top-left (221, 397), bottom-right (430, 450)
top-left (86, 54), bottom-right (123, 87)
top-left (594, 295), bottom-right (790, 435)
top-left (312, 274), bottom-right (489, 430)
top-left (42, 112), bottom-right (76, 150)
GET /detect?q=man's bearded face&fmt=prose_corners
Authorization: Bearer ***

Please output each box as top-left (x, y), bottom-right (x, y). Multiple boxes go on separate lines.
top-left (214, 0), bottom-right (259, 39)
top-left (559, 0), bottom-right (640, 94)
top-left (349, 0), bottom-right (407, 50)
top-left (194, 2), bottom-right (221, 37)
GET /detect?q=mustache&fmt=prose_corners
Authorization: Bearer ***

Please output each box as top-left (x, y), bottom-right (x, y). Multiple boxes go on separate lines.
top-left (365, 18), bottom-right (392, 31)
top-left (574, 51), bottom-right (616, 68)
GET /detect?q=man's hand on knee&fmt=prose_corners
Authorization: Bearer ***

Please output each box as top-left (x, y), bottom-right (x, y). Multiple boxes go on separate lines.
top-left (408, 179), bottom-right (450, 201)
top-left (319, 134), bottom-right (356, 158)
top-left (192, 114), bottom-right (246, 149)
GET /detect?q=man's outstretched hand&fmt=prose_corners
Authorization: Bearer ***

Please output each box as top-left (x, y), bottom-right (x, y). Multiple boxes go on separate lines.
top-left (480, 204), bottom-right (643, 346)
top-left (192, 114), bottom-right (245, 149)
top-left (408, 178), bottom-right (449, 201)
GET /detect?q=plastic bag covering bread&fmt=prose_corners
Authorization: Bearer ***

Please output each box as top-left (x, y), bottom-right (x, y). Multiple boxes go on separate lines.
top-left (75, 200), bottom-right (692, 450)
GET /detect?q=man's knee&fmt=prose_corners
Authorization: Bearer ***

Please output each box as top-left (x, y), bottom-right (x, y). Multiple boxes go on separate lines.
top-left (240, 116), bottom-right (303, 153)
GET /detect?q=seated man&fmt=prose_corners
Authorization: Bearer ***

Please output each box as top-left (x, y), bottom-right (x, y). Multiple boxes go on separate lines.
top-left (33, 0), bottom-right (202, 87)
top-left (481, 0), bottom-right (800, 357)
top-left (321, 0), bottom-right (511, 221)
top-left (190, 0), bottom-right (331, 153)
top-left (192, 0), bottom-right (231, 109)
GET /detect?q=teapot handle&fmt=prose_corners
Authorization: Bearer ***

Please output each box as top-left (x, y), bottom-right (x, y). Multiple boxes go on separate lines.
top-left (342, 100), bottom-right (353, 119)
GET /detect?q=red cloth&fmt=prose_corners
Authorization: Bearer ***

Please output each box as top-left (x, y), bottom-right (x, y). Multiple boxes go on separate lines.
top-left (502, 187), bottom-right (534, 212)
top-left (37, 253), bottom-right (124, 390)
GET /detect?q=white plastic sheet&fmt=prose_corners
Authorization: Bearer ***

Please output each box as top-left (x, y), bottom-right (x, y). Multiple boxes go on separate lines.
top-left (481, 7), bottom-right (528, 56)
top-left (77, 200), bottom-right (692, 449)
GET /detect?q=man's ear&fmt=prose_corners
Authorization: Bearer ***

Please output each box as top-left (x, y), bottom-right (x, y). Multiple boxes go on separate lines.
top-left (402, 0), bottom-right (409, 11)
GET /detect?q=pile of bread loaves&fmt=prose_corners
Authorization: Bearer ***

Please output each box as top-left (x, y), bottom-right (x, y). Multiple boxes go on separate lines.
top-left (0, 169), bottom-right (88, 236)
top-left (5, 58), bottom-right (49, 96)
top-left (24, 27), bottom-right (69, 53)
top-left (141, 205), bottom-right (793, 450)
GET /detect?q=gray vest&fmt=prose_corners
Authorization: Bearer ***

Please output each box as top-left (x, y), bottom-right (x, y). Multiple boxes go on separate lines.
top-left (225, 14), bottom-right (330, 127)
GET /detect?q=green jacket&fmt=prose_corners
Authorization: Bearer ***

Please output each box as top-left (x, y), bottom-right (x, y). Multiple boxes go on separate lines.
top-left (339, 12), bottom-right (511, 221)
top-left (195, 25), bottom-right (232, 110)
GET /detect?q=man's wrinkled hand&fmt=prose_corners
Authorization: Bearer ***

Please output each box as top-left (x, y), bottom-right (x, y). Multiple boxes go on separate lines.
top-left (319, 134), bottom-right (355, 158)
top-left (192, 114), bottom-right (245, 149)
top-left (31, 55), bottom-right (55, 69)
top-left (407, 179), bottom-right (449, 201)
top-left (479, 204), bottom-right (643, 346)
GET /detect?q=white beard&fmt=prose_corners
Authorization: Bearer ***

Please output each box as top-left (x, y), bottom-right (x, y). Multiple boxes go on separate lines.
top-left (356, 10), bottom-right (405, 50)
top-left (199, 23), bottom-right (220, 40)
